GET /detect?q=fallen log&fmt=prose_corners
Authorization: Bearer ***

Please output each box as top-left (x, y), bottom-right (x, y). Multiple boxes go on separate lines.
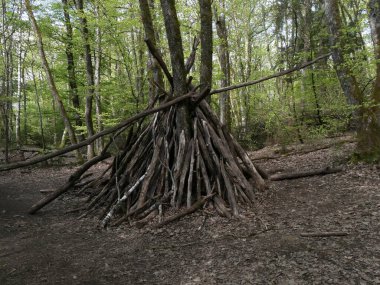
top-left (269, 166), bottom-right (343, 181)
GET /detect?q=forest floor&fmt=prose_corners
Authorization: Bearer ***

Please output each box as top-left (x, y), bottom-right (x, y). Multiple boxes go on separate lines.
top-left (0, 136), bottom-right (379, 285)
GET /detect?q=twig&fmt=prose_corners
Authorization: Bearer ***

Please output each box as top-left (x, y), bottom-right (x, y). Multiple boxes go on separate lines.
top-left (300, 231), bottom-right (349, 237)
top-left (154, 194), bottom-right (214, 228)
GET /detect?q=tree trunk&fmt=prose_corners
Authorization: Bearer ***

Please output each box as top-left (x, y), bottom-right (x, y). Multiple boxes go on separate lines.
top-left (76, 0), bottom-right (95, 160)
top-left (15, 45), bottom-right (23, 147)
top-left (324, 0), bottom-right (362, 128)
top-left (356, 0), bottom-right (380, 158)
top-left (62, 0), bottom-right (84, 141)
top-left (139, 0), bottom-right (165, 103)
top-left (160, 0), bottom-right (190, 137)
top-left (215, 11), bottom-right (231, 131)
top-left (1, 0), bottom-right (11, 163)
top-left (199, 0), bottom-right (213, 91)
top-left (25, 0), bottom-right (81, 160)
top-left (94, 1), bottom-right (103, 153)
top-left (31, 64), bottom-right (46, 150)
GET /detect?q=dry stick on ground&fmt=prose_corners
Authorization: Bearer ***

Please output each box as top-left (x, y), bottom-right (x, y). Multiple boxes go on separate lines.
top-left (269, 166), bottom-right (343, 181)
top-left (28, 152), bottom-right (111, 214)
top-left (300, 231), bottom-right (348, 237)
top-left (154, 194), bottom-right (215, 228)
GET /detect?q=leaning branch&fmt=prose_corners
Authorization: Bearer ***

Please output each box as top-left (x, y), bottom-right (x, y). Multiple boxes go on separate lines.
top-left (145, 38), bottom-right (173, 87)
top-left (210, 53), bottom-right (331, 95)
top-left (0, 55), bottom-right (330, 172)
top-left (0, 92), bottom-right (195, 171)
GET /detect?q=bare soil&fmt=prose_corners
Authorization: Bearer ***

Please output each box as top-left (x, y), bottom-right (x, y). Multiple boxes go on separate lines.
top-left (1, 139), bottom-right (379, 284)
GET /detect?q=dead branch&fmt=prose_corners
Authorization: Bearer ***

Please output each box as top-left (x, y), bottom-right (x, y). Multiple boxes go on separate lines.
top-left (269, 166), bottom-right (343, 181)
top-left (154, 194), bottom-right (214, 228)
top-left (145, 38), bottom-right (173, 86)
top-left (29, 152), bottom-right (111, 214)
top-left (185, 36), bottom-right (200, 73)
top-left (300, 231), bottom-right (348, 237)
top-left (210, 53), bottom-right (331, 95)
top-left (0, 92), bottom-right (195, 172)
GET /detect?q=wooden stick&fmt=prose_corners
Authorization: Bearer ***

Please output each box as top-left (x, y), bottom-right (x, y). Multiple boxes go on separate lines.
top-left (28, 152), bottom-right (111, 214)
top-left (269, 166), bottom-right (343, 181)
top-left (154, 194), bottom-right (214, 228)
top-left (144, 38), bottom-right (173, 86)
top-left (300, 231), bottom-right (348, 237)
top-left (0, 92), bottom-right (194, 171)
top-left (210, 53), bottom-right (331, 95)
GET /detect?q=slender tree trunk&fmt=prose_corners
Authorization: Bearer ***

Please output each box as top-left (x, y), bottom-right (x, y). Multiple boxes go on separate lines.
top-left (356, 0), bottom-right (380, 157)
top-left (139, 0), bottom-right (164, 103)
top-left (25, 0), bottom-right (81, 160)
top-left (199, 0), bottom-right (213, 91)
top-left (15, 44), bottom-right (23, 147)
top-left (1, 0), bottom-right (13, 163)
top-left (215, 11), bottom-right (231, 131)
top-left (324, 0), bottom-right (362, 128)
top-left (160, 0), bottom-right (190, 137)
top-left (94, 2), bottom-right (103, 152)
top-left (76, 0), bottom-right (95, 160)
top-left (62, 0), bottom-right (84, 142)
top-left (31, 64), bottom-right (46, 150)
top-left (159, 0), bottom-right (187, 96)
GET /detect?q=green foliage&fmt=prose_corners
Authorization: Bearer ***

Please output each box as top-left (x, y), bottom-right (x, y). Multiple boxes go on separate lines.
top-left (0, 0), bottom-right (378, 154)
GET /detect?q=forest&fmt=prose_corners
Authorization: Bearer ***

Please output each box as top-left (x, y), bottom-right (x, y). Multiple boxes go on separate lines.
top-left (0, 0), bottom-right (380, 283)
top-left (0, 0), bottom-right (378, 159)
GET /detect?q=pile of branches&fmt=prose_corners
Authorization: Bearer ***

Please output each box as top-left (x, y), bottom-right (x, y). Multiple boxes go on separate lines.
top-left (75, 100), bottom-right (265, 227)
top-left (0, 54), bottom-right (330, 228)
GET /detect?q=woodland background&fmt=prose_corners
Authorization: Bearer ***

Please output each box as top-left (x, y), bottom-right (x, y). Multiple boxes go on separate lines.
top-left (0, 0), bottom-right (379, 160)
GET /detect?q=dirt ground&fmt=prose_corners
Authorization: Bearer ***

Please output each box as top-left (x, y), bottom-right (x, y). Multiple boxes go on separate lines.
top-left (1, 139), bottom-right (379, 285)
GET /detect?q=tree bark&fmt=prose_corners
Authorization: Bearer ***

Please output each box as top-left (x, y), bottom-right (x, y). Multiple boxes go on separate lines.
top-left (324, 0), bottom-right (362, 128)
top-left (199, 0), bottom-right (213, 91)
top-left (62, 0), bottom-right (84, 141)
top-left (160, 0), bottom-right (190, 138)
top-left (159, 0), bottom-right (187, 97)
top-left (76, 0), bottom-right (95, 160)
top-left (139, 0), bottom-right (165, 103)
top-left (94, 1), bottom-right (103, 153)
top-left (356, 0), bottom-right (380, 158)
top-left (25, 0), bottom-right (80, 160)
top-left (215, 11), bottom-right (231, 131)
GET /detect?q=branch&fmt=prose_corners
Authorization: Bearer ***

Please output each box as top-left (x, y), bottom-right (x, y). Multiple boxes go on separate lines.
top-left (269, 167), bottom-right (343, 181)
top-left (154, 194), bottom-right (214, 228)
top-left (28, 152), bottom-right (111, 214)
top-left (300, 231), bottom-right (348, 237)
top-left (144, 38), bottom-right (173, 87)
top-left (269, 166), bottom-right (342, 181)
top-left (0, 54), bottom-right (330, 172)
top-left (210, 53), bottom-right (331, 95)
top-left (0, 91), bottom-right (195, 172)
top-left (185, 36), bottom-right (200, 74)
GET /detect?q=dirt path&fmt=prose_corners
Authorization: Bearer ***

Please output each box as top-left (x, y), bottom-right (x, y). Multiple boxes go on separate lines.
top-left (1, 142), bottom-right (380, 284)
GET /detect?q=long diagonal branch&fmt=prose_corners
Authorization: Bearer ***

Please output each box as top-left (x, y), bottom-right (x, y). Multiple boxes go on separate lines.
top-left (0, 54), bottom-right (330, 172)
